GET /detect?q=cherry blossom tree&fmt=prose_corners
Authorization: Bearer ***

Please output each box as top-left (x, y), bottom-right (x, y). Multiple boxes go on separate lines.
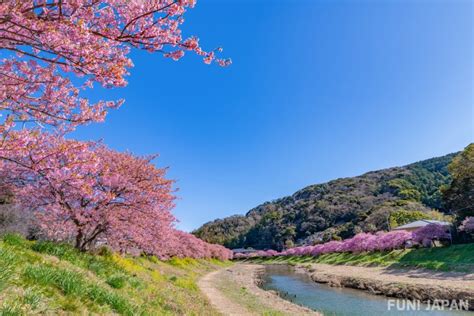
top-left (460, 217), bottom-right (474, 236)
top-left (0, 130), bottom-right (232, 259)
top-left (0, 131), bottom-right (175, 250)
top-left (412, 224), bottom-right (451, 247)
top-left (0, 1), bottom-right (230, 131)
top-left (169, 230), bottom-right (232, 260)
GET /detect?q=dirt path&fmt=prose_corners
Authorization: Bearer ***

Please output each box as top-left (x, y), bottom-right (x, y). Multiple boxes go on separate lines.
top-left (198, 264), bottom-right (319, 316)
top-left (198, 269), bottom-right (253, 316)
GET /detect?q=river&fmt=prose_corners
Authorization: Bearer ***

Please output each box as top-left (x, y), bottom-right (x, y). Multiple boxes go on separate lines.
top-left (260, 265), bottom-right (473, 316)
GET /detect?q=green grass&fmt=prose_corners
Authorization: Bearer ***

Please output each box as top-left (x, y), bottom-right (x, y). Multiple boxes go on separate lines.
top-left (0, 303), bottom-right (23, 316)
top-left (247, 244), bottom-right (474, 272)
top-left (106, 274), bottom-right (127, 289)
top-left (0, 234), bottom-right (231, 315)
top-left (23, 265), bottom-right (86, 296)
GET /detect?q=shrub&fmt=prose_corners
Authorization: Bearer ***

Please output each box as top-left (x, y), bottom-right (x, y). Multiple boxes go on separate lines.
top-left (96, 246), bottom-right (113, 257)
top-left (106, 274), bottom-right (127, 289)
top-left (389, 210), bottom-right (429, 228)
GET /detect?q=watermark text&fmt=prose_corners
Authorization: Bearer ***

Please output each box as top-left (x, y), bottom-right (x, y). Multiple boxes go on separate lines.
top-left (387, 299), bottom-right (470, 311)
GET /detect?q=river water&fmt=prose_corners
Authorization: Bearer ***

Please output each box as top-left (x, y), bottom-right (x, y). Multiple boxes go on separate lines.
top-left (261, 265), bottom-right (473, 316)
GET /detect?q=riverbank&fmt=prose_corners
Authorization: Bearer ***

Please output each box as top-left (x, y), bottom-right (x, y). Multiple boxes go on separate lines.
top-left (248, 243), bottom-right (474, 272)
top-left (262, 265), bottom-right (473, 316)
top-left (257, 261), bottom-right (474, 311)
top-left (242, 245), bottom-right (474, 310)
top-left (301, 263), bottom-right (474, 309)
top-left (198, 264), bottom-right (319, 315)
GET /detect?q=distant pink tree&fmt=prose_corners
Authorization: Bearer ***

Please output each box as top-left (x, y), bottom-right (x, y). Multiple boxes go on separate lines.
top-left (169, 230), bottom-right (232, 260)
top-left (339, 233), bottom-right (377, 253)
top-left (0, 1), bottom-right (230, 131)
top-left (237, 230), bottom-right (415, 259)
top-left (265, 249), bottom-right (279, 257)
top-left (233, 253), bottom-right (247, 259)
top-left (460, 217), bottom-right (474, 235)
top-left (413, 224), bottom-right (451, 247)
top-left (373, 231), bottom-right (413, 251)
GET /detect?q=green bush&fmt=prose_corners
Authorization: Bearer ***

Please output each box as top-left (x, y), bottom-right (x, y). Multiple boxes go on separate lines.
top-left (106, 274), bottom-right (127, 289)
top-left (389, 210), bottom-right (430, 228)
top-left (96, 246), bottom-right (113, 257)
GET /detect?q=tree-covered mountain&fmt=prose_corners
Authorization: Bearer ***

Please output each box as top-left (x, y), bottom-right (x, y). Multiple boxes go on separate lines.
top-left (193, 153), bottom-right (458, 251)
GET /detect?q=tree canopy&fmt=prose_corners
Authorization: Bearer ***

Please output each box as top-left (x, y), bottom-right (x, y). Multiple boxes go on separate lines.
top-left (443, 144), bottom-right (474, 221)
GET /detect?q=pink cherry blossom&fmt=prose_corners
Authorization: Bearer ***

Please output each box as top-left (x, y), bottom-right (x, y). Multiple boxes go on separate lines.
top-left (236, 230), bottom-right (415, 259)
top-left (460, 217), bottom-right (474, 235)
top-left (0, 1), bottom-right (230, 131)
top-left (412, 224), bottom-right (451, 246)
top-left (0, 130), bottom-right (232, 260)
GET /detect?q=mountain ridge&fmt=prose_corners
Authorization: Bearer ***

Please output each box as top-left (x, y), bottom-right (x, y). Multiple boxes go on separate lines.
top-left (193, 152), bottom-right (458, 250)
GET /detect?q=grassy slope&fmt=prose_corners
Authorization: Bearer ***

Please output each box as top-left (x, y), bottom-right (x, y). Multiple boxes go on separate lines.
top-left (247, 244), bottom-right (474, 272)
top-left (0, 234), bottom-right (231, 315)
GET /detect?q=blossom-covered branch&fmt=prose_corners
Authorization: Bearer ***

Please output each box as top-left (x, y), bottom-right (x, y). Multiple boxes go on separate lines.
top-left (0, 1), bottom-right (230, 130)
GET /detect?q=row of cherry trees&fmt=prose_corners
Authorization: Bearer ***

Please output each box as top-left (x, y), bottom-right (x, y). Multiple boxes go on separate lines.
top-left (234, 224), bottom-right (452, 259)
top-left (0, 1), bottom-right (232, 260)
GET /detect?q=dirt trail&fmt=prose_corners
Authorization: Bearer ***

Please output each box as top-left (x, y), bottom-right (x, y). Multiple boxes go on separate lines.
top-left (198, 264), bottom-right (319, 316)
top-left (198, 269), bottom-right (254, 316)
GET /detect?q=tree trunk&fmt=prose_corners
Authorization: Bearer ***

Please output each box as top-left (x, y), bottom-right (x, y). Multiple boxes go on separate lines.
top-left (75, 229), bottom-right (86, 251)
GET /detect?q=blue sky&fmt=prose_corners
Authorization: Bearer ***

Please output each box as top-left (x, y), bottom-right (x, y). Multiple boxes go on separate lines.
top-left (73, 0), bottom-right (473, 231)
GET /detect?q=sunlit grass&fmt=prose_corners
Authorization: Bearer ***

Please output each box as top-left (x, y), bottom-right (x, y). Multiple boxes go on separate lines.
top-left (0, 234), bottom-right (229, 315)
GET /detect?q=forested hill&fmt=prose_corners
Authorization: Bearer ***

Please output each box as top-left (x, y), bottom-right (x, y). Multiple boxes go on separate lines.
top-left (193, 153), bottom-right (458, 251)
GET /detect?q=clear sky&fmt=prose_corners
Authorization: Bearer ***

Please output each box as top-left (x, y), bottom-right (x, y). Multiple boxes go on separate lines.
top-left (72, 0), bottom-right (473, 231)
